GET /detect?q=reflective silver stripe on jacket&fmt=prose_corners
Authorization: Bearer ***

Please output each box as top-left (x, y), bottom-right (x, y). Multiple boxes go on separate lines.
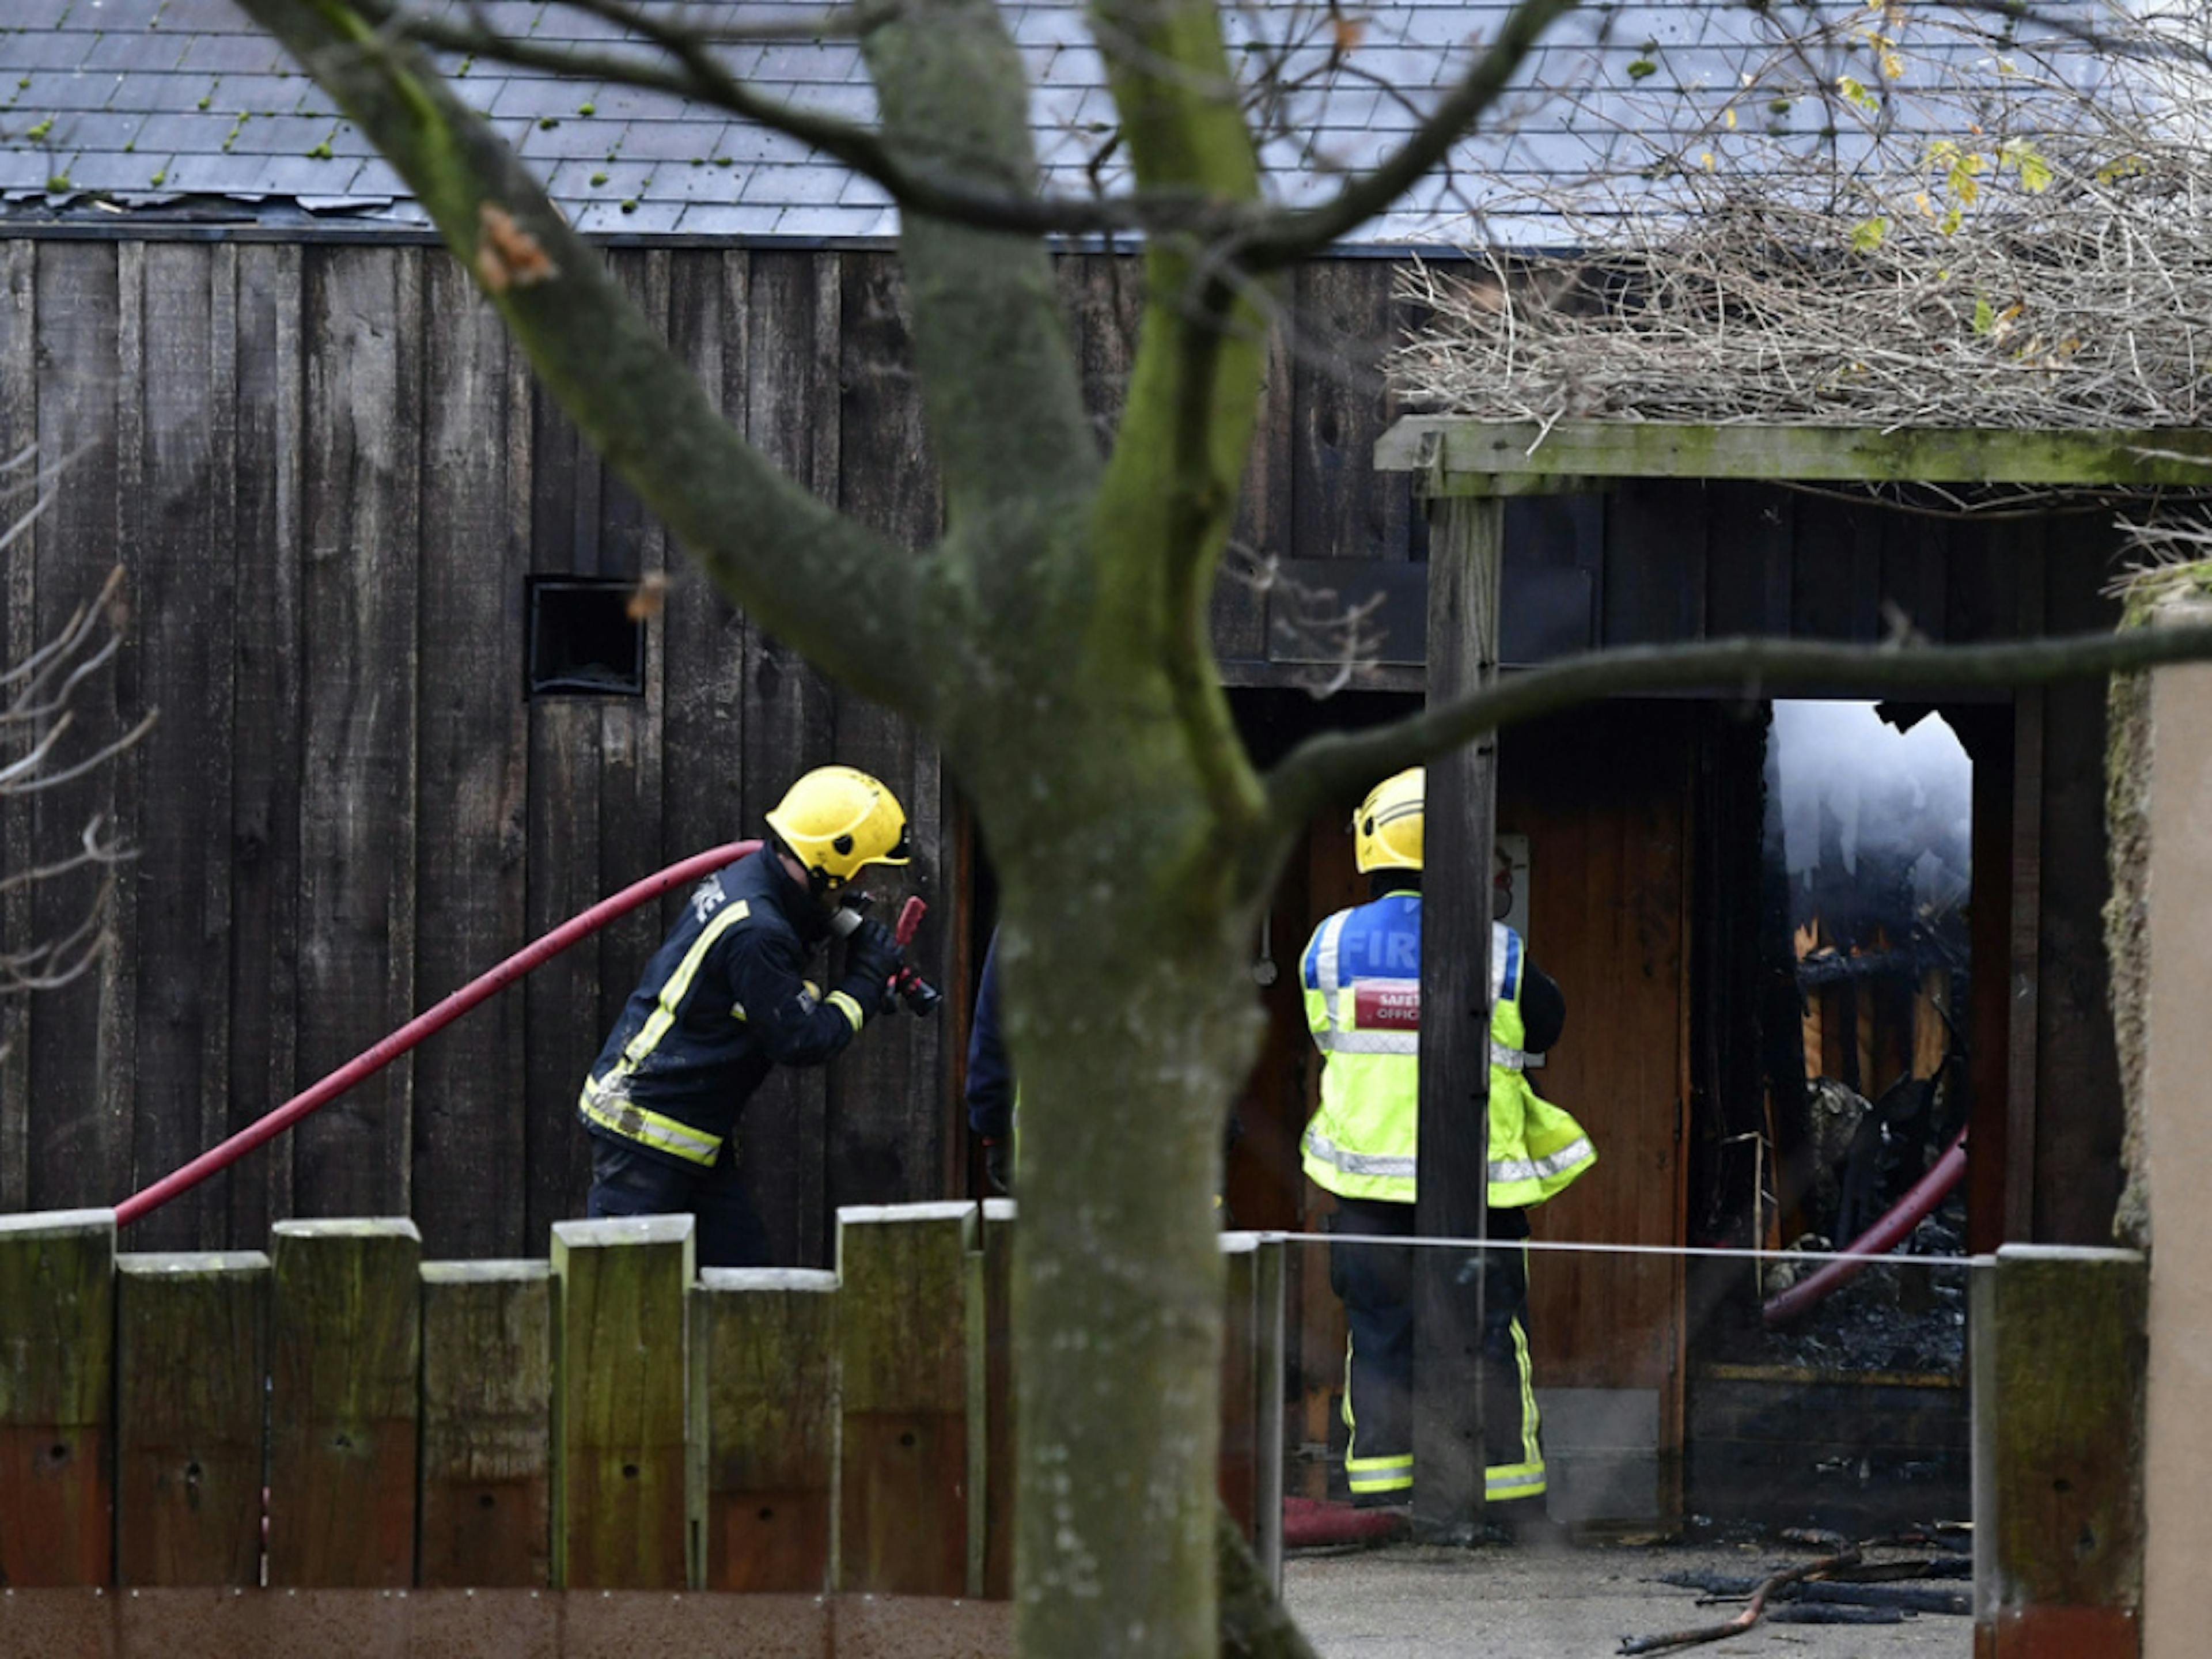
top-left (1313, 910), bottom-right (1350, 1028)
top-left (1313, 1026), bottom-right (1417, 1056)
top-left (1488, 1137), bottom-right (1594, 1187)
top-left (1316, 1029), bottom-right (1524, 1067)
top-left (577, 1080), bottom-right (725, 1165)
top-left (1301, 1127), bottom-right (1416, 1181)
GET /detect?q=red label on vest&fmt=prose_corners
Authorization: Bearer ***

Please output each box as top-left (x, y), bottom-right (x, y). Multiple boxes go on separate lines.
top-left (1353, 980), bottom-right (1421, 1029)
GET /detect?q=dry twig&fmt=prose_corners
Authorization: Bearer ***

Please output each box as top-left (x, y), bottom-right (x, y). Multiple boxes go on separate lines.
top-left (1395, 7), bottom-right (2212, 437)
top-left (0, 457), bottom-right (149, 1054)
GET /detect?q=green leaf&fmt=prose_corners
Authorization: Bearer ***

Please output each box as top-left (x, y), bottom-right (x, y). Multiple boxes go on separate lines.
top-left (1627, 58), bottom-right (1658, 81)
top-left (1972, 296), bottom-right (1995, 335)
top-left (2002, 138), bottom-right (2053, 194)
top-left (1837, 75), bottom-right (1879, 113)
top-left (1849, 215), bottom-right (1889, 253)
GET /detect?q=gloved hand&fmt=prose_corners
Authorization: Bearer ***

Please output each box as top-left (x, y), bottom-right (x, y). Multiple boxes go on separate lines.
top-left (983, 1137), bottom-right (1012, 1196)
top-left (842, 915), bottom-right (903, 993)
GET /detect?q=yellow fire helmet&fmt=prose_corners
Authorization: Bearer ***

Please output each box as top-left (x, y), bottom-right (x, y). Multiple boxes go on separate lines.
top-left (1355, 766), bottom-right (1425, 874)
top-left (764, 764), bottom-right (912, 893)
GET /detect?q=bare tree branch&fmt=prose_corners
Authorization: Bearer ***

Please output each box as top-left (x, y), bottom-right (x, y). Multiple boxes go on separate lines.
top-left (369, 0), bottom-right (1174, 240)
top-left (1263, 622), bottom-right (2212, 852)
top-left (1089, 0), bottom-right (1274, 838)
top-left (0, 550), bottom-right (146, 1017)
top-left (1230, 0), bottom-right (1584, 270)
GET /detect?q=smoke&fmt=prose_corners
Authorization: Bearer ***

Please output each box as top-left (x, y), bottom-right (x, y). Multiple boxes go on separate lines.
top-left (1769, 701), bottom-right (1972, 928)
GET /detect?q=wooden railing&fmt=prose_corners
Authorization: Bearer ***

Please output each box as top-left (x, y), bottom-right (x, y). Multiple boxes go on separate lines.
top-left (0, 1199), bottom-right (1283, 1606)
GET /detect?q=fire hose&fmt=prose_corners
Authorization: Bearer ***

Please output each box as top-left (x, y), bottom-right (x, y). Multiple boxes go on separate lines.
top-left (116, 841), bottom-right (934, 1229)
top-left (1760, 1126), bottom-right (1968, 1328)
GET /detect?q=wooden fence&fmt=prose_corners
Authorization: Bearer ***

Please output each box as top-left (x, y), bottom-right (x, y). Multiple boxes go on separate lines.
top-left (0, 1199), bottom-right (1283, 1649)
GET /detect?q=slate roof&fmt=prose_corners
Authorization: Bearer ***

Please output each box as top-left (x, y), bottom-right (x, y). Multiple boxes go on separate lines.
top-left (0, 0), bottom-right (2123, 244)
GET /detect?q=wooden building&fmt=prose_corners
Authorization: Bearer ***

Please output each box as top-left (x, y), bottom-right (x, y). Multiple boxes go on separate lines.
top-left (0, 0), bottom-right (2145, 1532)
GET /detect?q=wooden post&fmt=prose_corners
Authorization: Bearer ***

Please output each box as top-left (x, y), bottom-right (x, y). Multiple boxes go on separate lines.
top-left (1216, 1230), bottom-right (1287, 1585)
top-left (1219, 1233), bottom-right (1261, 1541)
top-left (978, 1196), bottom-right (1017, 1601)
top-left (1971, 1245), bottom-right (2145, 1658)
top-left (0, 1209), bottom-right (115, 1586)
top-left (690, 1266), bottom-right (838, 1592)
top-left (419, 1260), bottom-right (553, 1587)
top-left (1414, 490), bottom-right (1503, 1540)
top-left (836, 1200), bottom-right (975, 1595)
top-left (550, 1214), bottom-right (694, 1589)
top-left (1253, 1234), bottom-right (1287, 1592)
top-left (116, 1251), bottom-right (268, 1585)
top-left (267, 1218), bottom-right (421, 1586)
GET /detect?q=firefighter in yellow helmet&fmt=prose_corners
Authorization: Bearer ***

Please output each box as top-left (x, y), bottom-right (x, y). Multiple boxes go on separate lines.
top-left (578, 765), bottom-right (913, 1265)
top-left (1299, 766), bottom-right (1596, 1530)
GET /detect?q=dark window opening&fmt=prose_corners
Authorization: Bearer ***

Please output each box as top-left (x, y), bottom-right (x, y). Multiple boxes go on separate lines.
top-left (527, 577), bottom-right (645, 696)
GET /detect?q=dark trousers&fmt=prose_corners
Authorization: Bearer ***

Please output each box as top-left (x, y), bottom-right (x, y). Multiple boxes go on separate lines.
top-left (586, 1132), bottom-right (771, 1268)
top-left (1328, 1195), bottom-right (1546, 1508)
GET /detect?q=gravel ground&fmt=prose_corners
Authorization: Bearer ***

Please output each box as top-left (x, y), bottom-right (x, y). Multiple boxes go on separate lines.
top-left (1284, 1541), bottom-right (1971, 1659)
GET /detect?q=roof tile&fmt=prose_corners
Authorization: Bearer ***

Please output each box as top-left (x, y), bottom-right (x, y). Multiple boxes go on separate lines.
top-left (16, 69), bottom-right (131, 112)
top-left (517, 116), bottom-right (631, 161)
top-left (671, 200), bottom-right (787, 237)
top-left (0, 0), bottom-right (2131, 245)
top-left (173, 32), bottom-right (294, 73)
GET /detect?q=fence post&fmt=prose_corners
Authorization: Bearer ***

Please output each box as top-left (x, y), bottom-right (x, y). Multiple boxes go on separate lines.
top-left (691, 1266), bottom-right (839, 1592)
top-left (116, 1250), bottom-right (268, 1585)
top-left (1971, 1244), bottom-right (2146, 1658)
top-left (978, 1196), bottom-right (1017, 1601)
top-left (836, 1200), bottom-right (976, 1594)
top-left (419, 1259), bottom-right (553, 1587)
top-left (1253, 1234), bottom-right (1287, 1593)
top-left (267, 1218), bottom-right (422, 1586)
top-left (0, 1209), bottom-right (115, 1586)
top-left (551, 1214), bottom-right (694, 1589)
top-left (1220, 1233), bottom-right (1261, 1542)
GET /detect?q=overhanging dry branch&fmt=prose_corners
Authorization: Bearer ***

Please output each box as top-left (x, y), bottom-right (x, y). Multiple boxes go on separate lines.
top-left (1395, 9), bottom-right (2212, 431)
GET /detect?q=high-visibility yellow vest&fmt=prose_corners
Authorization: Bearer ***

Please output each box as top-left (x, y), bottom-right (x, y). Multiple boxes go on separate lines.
top-left (1298, 896), bottom-right (1596, 1208)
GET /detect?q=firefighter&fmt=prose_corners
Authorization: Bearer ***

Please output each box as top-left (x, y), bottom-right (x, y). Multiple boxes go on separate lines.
top-left (1299, 765), bottom-right (1596, 1530)
top-left (577, 764), bottom-right (911, 1266)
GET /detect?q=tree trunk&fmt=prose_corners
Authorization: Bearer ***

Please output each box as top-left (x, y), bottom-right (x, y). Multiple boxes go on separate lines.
top-left (967, 698), bottom-right (1270, 1659)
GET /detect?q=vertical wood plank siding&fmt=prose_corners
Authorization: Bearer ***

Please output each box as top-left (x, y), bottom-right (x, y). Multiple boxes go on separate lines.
top-left (0, 237), bottom-right (2122, 1255)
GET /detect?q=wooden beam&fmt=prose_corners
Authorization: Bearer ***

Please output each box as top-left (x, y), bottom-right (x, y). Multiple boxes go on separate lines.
top-left (1252, 1235), bottom-right (1287, 1592)
top-left (0, 1209), bottom-right (115, 1586)
top-left (2007, 533), bottom-right (2047, 1244)
top-left (550, 1214), bottom-right (694, 1590)
top-left (978, 1196), bottom-right (1017, 1602)
top-left (1413, 494), bottom-right (1503, 1539)
top-left (419, 1260), bottom-right (554, 1588)
top-left (690, 1266), bottom-right (839, 1593)
top-left (1378, 416), bottom-right (2212, 491)
top-left (267, 1218), bottom-right (421, 1587)
top-left (1971, 1245), bottom-right (2145, 1657)
top-left (1219, 1234), bottom-right (1262, 1543)
top-left (116, 1251), bottom-right (268, 1586)
top-left (835, 1201), bottom-right (975, 1596)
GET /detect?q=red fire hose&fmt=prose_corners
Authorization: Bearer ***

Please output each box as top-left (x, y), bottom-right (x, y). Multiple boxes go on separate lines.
top-left (115, 839), bottom-right (761, 1228)
top-left (1760, 1126), bottom-right (1969, 1327)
